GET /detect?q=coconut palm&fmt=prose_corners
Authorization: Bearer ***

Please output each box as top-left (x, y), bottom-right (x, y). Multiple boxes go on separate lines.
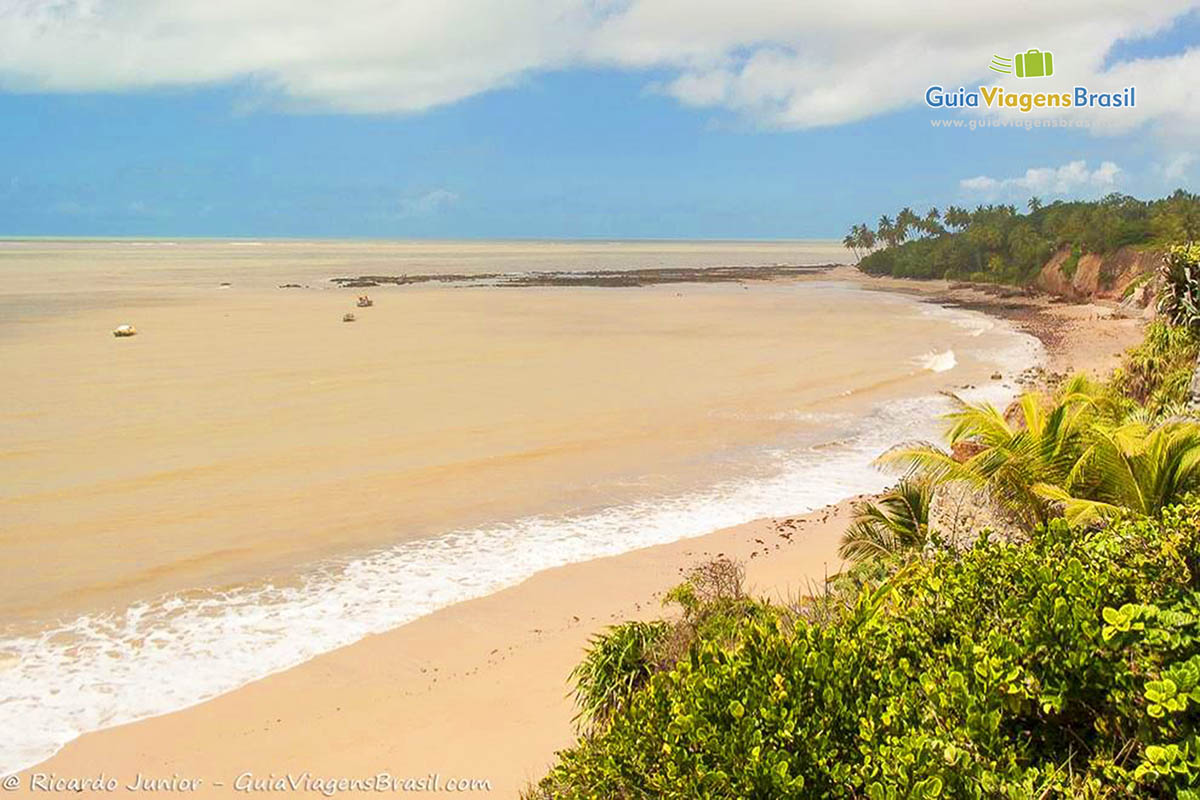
top-left (896, 207), bottom-right (920, 243)
top-left (1034, 420), bottom-right (1200, 525)
top-left (856, 224), bottom-right (877, 253)
top-left (877, 215), bottom-right (897, 248)
top-left (842, 230), bottom-right (860, 261)
top-left (922, 207), bottom-right (945, 237)
top-left (839, 479), bottom-right (932, 561)
top-left (879, 390), bottom-right (1096, 528)
top-left (882, 378), bottom-right (1200, 530)
top-left (944, 205), bottom-right (971, 232)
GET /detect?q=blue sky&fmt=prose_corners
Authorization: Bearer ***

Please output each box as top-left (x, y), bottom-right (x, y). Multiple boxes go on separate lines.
top-left (1, 3), bottom-right (1197, 239)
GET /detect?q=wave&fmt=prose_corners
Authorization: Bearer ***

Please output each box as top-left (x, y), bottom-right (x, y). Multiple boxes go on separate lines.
top-left (0, 307), bottom-right (1044, 776)
top-left (915, 349), bottom-right (958, 373)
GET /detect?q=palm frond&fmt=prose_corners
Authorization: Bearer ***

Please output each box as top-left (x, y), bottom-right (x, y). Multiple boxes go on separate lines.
top-left (838, 479), bottom-right (932, 562)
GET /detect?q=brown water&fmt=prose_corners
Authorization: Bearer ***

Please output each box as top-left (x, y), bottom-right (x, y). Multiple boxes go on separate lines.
top-left (0, 239), bottom-right (1039, 774)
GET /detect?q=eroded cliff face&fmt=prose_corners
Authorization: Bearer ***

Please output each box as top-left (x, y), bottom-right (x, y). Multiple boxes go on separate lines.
top-left (1035, 245), bottom-right (1160, 307)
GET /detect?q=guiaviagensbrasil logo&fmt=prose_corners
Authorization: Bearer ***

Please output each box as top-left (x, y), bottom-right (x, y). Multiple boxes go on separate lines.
top-left (925, 49), bottom-right (1135, 114)
top-left (990, 49), bottom-right (1053, 79)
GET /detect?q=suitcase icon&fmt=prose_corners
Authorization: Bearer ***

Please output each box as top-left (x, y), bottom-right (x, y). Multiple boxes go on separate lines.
top-left (1014, 49), bottom-right (1053, 78)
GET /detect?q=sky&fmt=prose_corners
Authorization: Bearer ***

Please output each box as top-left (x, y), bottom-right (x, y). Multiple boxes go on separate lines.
top-left (0, 1), bottom-right (1198, 239)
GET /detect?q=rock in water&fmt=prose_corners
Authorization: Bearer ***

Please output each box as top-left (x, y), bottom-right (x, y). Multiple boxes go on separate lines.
top-left (112, 324), bottom-right (137, 337)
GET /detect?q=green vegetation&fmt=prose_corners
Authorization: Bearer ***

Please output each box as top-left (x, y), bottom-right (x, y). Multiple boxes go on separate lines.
top-left (531, 507), bottom-right (1200, 798)
top-left (528, 320), bottom-right (1200, 799)
top-left (1111, 321), bottom-right (1200, 419)
top-left (838, 479), bottom-right (932, 562)
top-left (1160, 244), bottom-right (1200, 331)
top-left (846, 190), bottom-right (1200, 284)
top-left (882, 371), bottom-right (1200, 531)
top-left (568, 559), bottom-right (766, 737)
top-left (569, 620), bottom-right (670, 733)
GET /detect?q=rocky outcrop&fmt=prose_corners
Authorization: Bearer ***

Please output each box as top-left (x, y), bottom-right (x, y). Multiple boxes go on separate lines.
top-left (1035, 245), bottom-right (1160, 308)
top-left (927, 481), bottom-right (1027, 549)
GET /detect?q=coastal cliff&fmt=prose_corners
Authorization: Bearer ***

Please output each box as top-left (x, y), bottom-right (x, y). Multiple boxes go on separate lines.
top-left (1034, 243), bottom-right (1160, 309)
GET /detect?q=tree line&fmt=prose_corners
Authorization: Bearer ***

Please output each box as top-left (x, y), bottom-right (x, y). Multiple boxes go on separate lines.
top-left (843, 189), bottom-right (1200, 284)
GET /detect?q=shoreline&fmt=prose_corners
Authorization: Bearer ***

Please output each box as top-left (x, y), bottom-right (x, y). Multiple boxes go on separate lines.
top-left (827, 265), bottom-right (1144, 377)
top-left (11, 269), bottom-right (1145, 797)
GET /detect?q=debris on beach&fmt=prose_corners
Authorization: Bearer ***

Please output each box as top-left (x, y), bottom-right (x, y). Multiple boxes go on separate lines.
top-left (343, 313), bottom-right (356, 323)
top-left (356, 295), bottom-right (374, 308)
top-left (112, 324), bottom-right (137, 337)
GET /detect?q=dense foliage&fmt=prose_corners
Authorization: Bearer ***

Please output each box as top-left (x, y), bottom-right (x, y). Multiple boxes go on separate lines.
top-left (1110, 321), bottom-right (1200, 419)
top-left (839, 479), bottom-right (932, 562)
top-left (848, 191), bottom-right (1200, 284)
top-left (531, 505), bottom-right (1200, 798)
top-left (569, 620), bottom-right (671, 733)
top-left (882, 376), bottom-right (1200, 532)
top-left (1160, 244), bottom-right (1200, 332)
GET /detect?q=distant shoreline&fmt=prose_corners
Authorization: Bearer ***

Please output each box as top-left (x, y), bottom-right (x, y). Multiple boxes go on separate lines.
top-left (831, 264), bottom-right (1145, 375)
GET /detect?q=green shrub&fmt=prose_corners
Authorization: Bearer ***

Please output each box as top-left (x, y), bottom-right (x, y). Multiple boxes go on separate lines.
top-left (567, 558), bottom-right (760, 737)
top-left (1160, 243), bottom-right (1200, 332)
top-left (1060, 244), bottom-right (1082, 281)
top-left (532, 503), bottom-right (1200, 798)
top-left (568, 619), bottom-right (671, 734)
top-left (1110, 321), bottom-right (1199, 416)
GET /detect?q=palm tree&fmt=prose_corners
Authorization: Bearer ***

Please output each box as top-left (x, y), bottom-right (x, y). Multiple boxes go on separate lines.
top-left (1027, 196), bottom-right (1043, 213)
top-left (896, 207), bottom-right (920, 243)
top-left (881, 382), bottom-right (1200, 530)
top-left (1034, 421), bottom-right (1200, 525)
top-left (922, 207), bottom-right (945, 236)
top-left (878, 215), bottom-right (897, 248)
top-left (879, 390), bottom-right (1095, 528)
top-left (839, 479), bottom-right (932, 561)
top-left (856, 225), bottom-right (878, 253)
top-left (843, 230), bottom-right (860, 261)
top-left (944, 205), bottom-right (970, 232)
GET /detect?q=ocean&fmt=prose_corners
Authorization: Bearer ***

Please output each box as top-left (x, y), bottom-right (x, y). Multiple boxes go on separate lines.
top-left (0, 239), bottom-right (1041, 773)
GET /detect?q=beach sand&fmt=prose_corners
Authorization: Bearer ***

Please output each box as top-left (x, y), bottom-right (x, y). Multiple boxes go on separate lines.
top-left (8, 267), bottom-right (1145, 798)
top-left (830, 265), bottom-right (1145, 377)
top-left (17, 503), bottom-right (857, 797)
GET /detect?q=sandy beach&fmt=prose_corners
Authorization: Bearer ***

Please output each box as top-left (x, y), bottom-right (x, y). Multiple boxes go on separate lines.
top-left (17, 503), bottom-right (859, 797)
top-left (8, 266), bottom-right (1145, 798)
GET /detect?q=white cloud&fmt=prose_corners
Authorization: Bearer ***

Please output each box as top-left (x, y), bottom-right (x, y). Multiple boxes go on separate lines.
top-left (398, 188), bottom-right (459, 217)
top-left (0, 0), bottom-right (1198, 137)
top-left (1155, 152), bottom-right (1197, 182)
top-left (960, 176), bottom-right (999, 192)
top-left (960, 160), bottom-right (1122, 196)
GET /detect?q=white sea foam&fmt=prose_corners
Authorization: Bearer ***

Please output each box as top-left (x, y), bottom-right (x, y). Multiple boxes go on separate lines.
top-left (916, 349), bottom-right (958, 373)
top-left (0, 302), bottom-right (1044, 776)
